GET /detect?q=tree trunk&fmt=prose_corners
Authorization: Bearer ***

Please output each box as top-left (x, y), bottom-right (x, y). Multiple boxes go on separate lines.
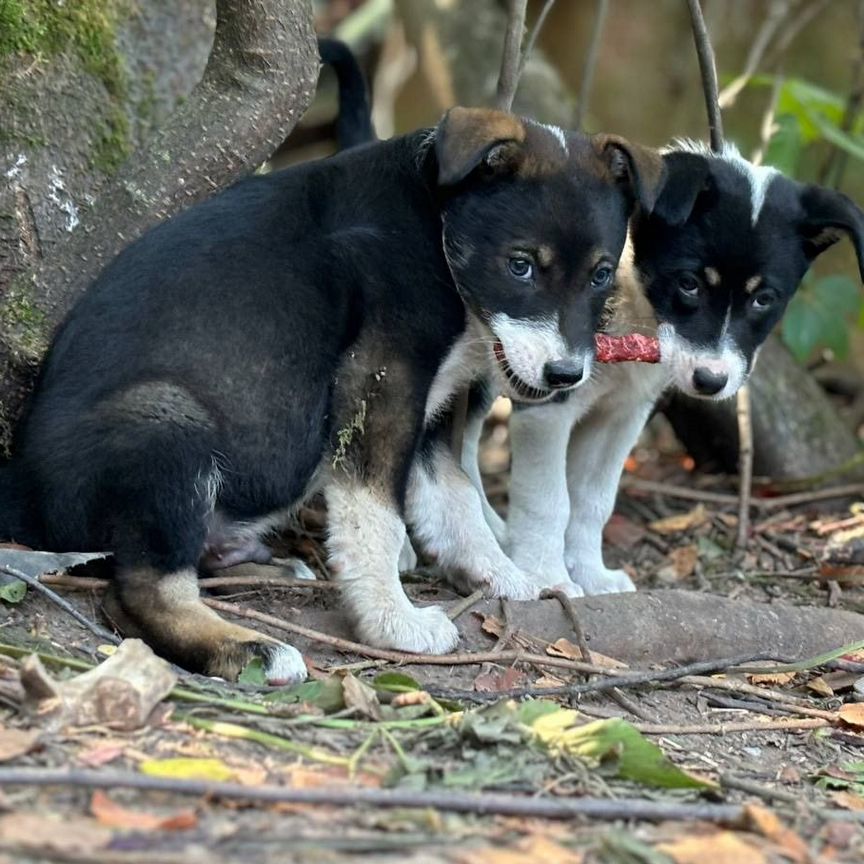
top-left (664, 334), bottom-right (862, 480)
top-left (0, 0), bottom-right (319, 454)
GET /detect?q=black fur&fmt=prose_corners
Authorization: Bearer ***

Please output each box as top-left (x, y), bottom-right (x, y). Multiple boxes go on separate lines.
top-left (317, 37), bottom-right (376, 150)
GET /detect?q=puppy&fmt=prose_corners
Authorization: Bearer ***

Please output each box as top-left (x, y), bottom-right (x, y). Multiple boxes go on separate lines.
top-left (469, 139), bottom-right (864, 596)
top-left (0, 107), bottom-right (663, 681)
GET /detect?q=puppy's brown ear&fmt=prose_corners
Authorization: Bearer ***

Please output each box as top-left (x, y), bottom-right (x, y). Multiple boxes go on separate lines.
top-left (435, 107), bottom-right (526, 186)
top-left (593, 134), bottom-right (666, 214)
top-left (800, 185), bottom-right (864, 281)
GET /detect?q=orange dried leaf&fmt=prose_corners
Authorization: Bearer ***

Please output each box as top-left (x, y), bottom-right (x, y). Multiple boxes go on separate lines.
top-left (457, 835), bottom-right (582, 864)
top-left (0, 726), bottom-right (39, 763)
top-left (90, 791), bottom-right (197, 832)
top-left (649, 504), bottom-right (708, 535)
top-left (546, 639), bottom-right (627, 669)
top-left (657, 831), bottom-right (766, 864)
top-left (668, 544), bottom-right (699, 578)
top-left (746, 670), bottom-right (796, 687)
top-left (805, 676), bottom-right (834, 697)
top-left (839, 703), bottom-right (864, 728)
top-left (744, 805), bottom-right (809, 863)
top-left (831, 791), bottom-right (864, 811)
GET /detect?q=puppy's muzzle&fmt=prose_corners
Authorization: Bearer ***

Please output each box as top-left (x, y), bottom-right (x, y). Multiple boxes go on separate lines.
top-left (692, 367), bottom-right (728, 396)
top-left (543, 359), bottom-right (584, 390)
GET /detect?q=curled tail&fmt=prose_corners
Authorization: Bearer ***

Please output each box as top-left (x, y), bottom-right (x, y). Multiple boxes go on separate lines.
top-left (318, 37), bottom-right (376, 150)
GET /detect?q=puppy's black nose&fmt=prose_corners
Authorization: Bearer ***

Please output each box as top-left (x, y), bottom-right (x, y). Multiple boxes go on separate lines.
top-left (692, 367), bottom-right (728, 395)
top-left (544, 359), bottom-right (584, 390)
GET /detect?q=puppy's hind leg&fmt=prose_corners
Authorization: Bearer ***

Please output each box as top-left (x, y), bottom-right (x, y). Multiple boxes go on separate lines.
top-left (105, 567), bottom-right (306, 684)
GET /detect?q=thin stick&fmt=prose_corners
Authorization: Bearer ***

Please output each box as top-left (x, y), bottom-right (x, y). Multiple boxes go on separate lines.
top-left (635, 717), bottom-right (828, 735)
top-left (541, 588), bottom-right (591, 661)
top-left (621, 477), bottom-right (739, 506)
top-left (495, 0), bottom-right (529, 111)
top-left (759, 484), bottom-right (864, 510)
top-left (0, 767), bottom-right (748, 824)
top-left (685, 0), bottom-right (724, 150)
top-left (39, 572), bottom-right (338, 593)
top-left (447, 589), bottom-right (485, 621)
top-left (423, 653), bottom-right (779, 702)
top-left (735, 386), bottom-right (753, 550)
top-left (517, 0), bottom-right (557, 79)
top-left (574, 0), bottom-right (609, 131)
top-left (0, 564), bottom-right (120, 645)
top-left (720, 772), bottom-right (800, 804)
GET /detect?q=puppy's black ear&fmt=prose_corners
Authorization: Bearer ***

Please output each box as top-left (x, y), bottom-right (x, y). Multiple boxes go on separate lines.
top-left (593, 135), bottom-right (666, 213)
top-left (435, 107), bottom-right (525, 186)
top-left (800, 185), bottom-right (864, 281)
top-left (651, 151), bottom-right (713, 226)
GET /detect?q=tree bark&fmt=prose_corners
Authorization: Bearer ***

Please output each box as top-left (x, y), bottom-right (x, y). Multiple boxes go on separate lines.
top-left (0, 0), bottom-right (319, 454)
top-left (663, 334), bottom-right (863, 480)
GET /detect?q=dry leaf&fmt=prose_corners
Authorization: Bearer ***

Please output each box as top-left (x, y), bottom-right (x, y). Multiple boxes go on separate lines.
top-left (90, 791), bottom-right (197, 831)
top-left (603, 515), bottom-right (646, 550)
top-left (649, 504), bottom-right (708, 535)
top-left (391, 691), bottom-right (431, 708)
top-left (669, 544), bottom-right (699, 578)
top-left (457, 835), bottom-right (582, 864)
top-left (0, 812), bottom-right (112, 855)
top-left (806, 676), bottom-right (834, 697)
top-left (747, 670), bottom-right (796, 687)
top-left (831, 790), bottom-right (864, 811)
top-left (0, 726), bottom-right (39, 763)
top-left (533, 674), bottom-right (567, 688)
top-left (745, 805), bottom-right (809, 863)
top-left (474, 667), bottom-right (526, 692)
top-left (839, 703), bottom-right (864, 728)
top-left (342, 674), bottom-right (382, 720)
top-left (546, 639), bottom-right (627, 669)
top-left (479, 614), bottom-right (505, 638)
top-left (779, 765), bottom-right (801, 784)
top-left (658, 831), bottom-right (766, 864)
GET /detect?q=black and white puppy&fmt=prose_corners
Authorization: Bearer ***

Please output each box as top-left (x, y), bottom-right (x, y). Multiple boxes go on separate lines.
top-left (0, 107), bottom-right (663, 680)
top-left (472, 140), bottom-right (864, 596)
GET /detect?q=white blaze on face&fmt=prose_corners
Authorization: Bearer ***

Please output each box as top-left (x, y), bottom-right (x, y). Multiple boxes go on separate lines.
top-left (658, 322), bottom-right (748, 401)
top-left (487, 313), bottom-right (593, 396)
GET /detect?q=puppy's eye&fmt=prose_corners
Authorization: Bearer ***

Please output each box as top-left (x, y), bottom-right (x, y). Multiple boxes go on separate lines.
top-left (751, 291), bottom-right (775, 311)
top-left (591, 264), bottom-right (615, 291)
top-left (678, 274), bottom-right (700, 296)
top-left (508, 256), bottom-right (534, 280)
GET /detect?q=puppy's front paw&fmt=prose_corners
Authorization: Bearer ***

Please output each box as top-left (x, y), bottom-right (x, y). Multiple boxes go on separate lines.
top-left (462, 559), bottom-right (541, 601)
top-left (209, 639), bottom-right (307, 685)
top-left (260, 642), bottom-right (309, 686)
top-left (355, 602), bottom-right (459, 654)
top-left (568, 564), bottom-right (636, 595)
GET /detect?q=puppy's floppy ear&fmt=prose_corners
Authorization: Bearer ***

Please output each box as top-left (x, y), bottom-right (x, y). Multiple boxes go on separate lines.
top-left (652, 151), bottom-right (713, 226)
top-left (435, 107), bottom-right (526, 186)
top-left (799, 184), bottom-right (864, 281)
top-left (593, 135), bottom-right (666, 213)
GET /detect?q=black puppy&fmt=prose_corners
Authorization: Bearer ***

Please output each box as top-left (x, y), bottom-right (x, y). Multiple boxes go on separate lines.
top-left (0, 107), bottom-right (663, 681)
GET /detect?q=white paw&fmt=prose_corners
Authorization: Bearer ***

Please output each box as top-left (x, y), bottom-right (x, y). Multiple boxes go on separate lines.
top-left (398, 537), bottom-right (418, 572)
top-left (354, 601), bottom-right (459, 654)
top-left (285, 558), bottom-right (317, 581)
top-left (263, 643), bottom-right (307, 686)
top-left (462, 558), bottom-right (541, 601)
top-left (568, 564), bottom-right (636, 595)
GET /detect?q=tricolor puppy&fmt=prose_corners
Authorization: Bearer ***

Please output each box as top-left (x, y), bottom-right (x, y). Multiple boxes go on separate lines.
top-left (469, 140), bottom-right (864, 596)
top-left (0, 107), bottom-right (663, 681)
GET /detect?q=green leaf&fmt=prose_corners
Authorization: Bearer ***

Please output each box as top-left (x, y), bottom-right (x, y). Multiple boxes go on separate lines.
top-left (237, 657), bottom-right (267, 686)
top-left (0, 579), bottom-right (26, 604)
top-left (264, 676), bottom-right (345, 712)
top-left (763, 114), bottom-right (802, 175)
top-left (781, 274), bottom-right (861, 361)
top-left (372, 672), bottom-right (421, 694)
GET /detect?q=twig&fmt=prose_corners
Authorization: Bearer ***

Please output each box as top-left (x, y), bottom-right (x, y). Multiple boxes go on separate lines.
top-left (541, 588), bottom-right (590, 661)
top-left (495, 0), bottom-right (529, 111)
top-left (621, 477), bottom-right (738, 506)
top-left (685, 0), bottom-right (724, 150)
top-left (735, 386), bottom-right (754, 550)
top-left (0, 767), bottom-right (749, 824)
top-left (423, 653), bottom-right (780, 702)
top-left (447, 589), bottom-right (485, 621)
top-left (679, 675), bottom-right (834, 717)
top-left (492, 598), bottom-right (515, 653)
top-left (39, 572), bottom-right (338, 593)
top-left (718, 0), bottom-right (792, 109)
top-left (0, 564), bottom-right (119, 645)
top-left (720, 772), bottom-right (800, 805)
top-left (517, 0), bottom-right (557, 80)
top-left (758, 484), bottom-right (864, 510)
top-left (635, 717), bottom-right (828, 735)
top-left (573, 0), bottom-right (609, 131)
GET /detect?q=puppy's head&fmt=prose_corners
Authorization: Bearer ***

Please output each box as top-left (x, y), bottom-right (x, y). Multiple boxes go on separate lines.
top-left (435, 107), bottom-right (664, 403)
top-left (632, 141), bottom-right (864, 400)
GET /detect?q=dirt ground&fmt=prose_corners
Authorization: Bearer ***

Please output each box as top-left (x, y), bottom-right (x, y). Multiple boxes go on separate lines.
top-left (2, 412), bottom-right (864, 863)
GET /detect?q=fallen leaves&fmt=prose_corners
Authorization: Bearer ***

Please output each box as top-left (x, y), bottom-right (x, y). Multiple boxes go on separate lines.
top-left (657, 831), bottom-right (766, 864)
top-left (838, 703), bottom-right (864, 728)
top-left (649, 504), bottom-right (709, 535)
top-left (0, 726), bottom-right (39, 763)
top-left (457, 835), bottom-right (582, 864)
top-left (90, 790), bottom-right (197, 831)
top-left (546, 639), bottom-right (627, 669)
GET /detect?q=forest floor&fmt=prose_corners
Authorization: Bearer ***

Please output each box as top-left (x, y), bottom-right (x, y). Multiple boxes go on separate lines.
top-left (2, 409), bottom-right (864, 863)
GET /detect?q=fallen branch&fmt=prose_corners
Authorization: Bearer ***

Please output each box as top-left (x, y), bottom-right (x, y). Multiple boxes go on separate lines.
top-left (39, 571), bottom-right (338, 593)
top-left (0, 564), bottom-right (119, 645)
top-left (634, 717), bottom-right (828, 735)
top-left (495, 0), bottom-right (529, 111)
top-left (0, 767), bottom-right (748, 824)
